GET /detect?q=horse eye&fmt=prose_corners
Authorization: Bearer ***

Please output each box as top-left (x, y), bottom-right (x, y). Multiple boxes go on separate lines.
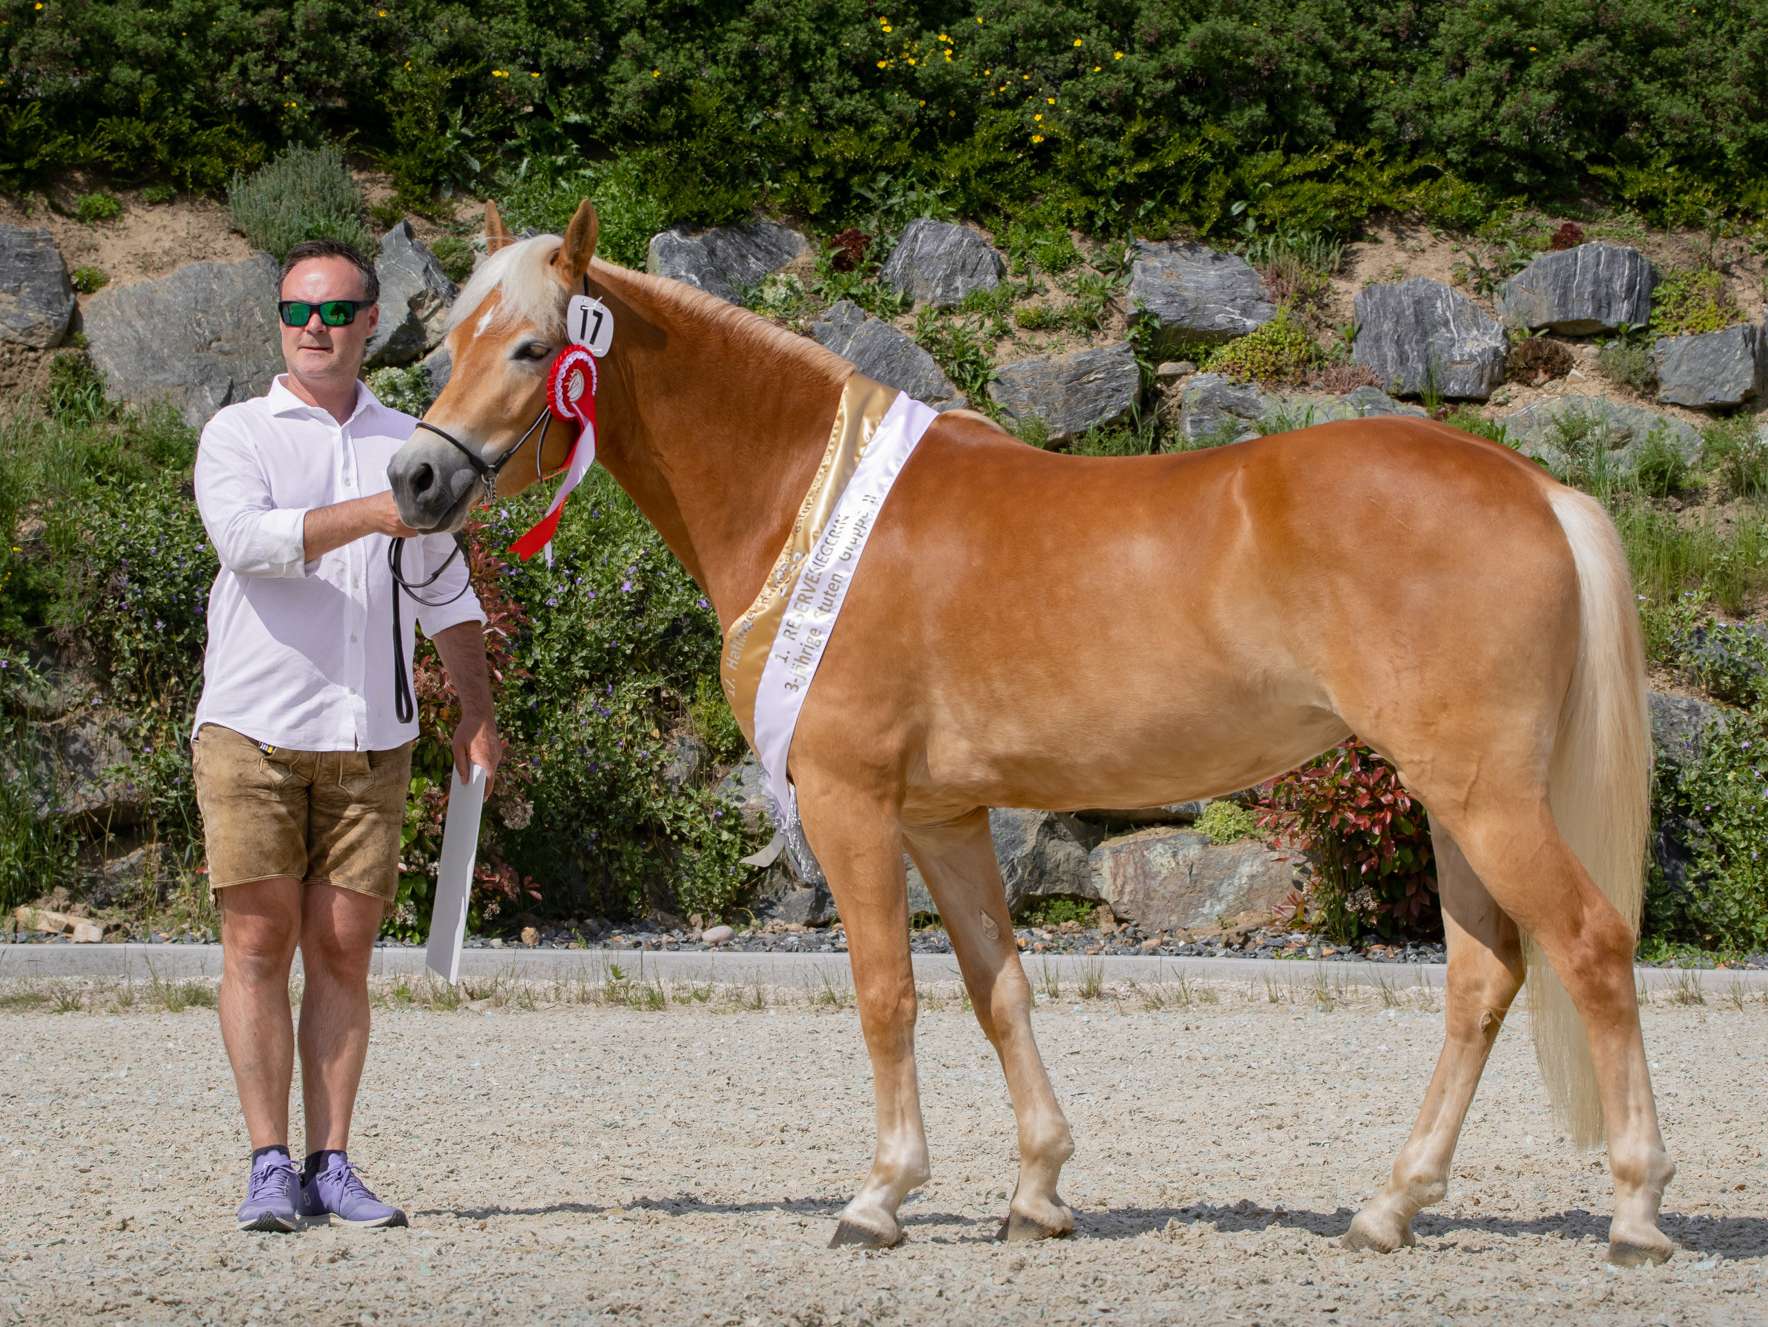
top-left (514, 341), bottom-right (552, 361)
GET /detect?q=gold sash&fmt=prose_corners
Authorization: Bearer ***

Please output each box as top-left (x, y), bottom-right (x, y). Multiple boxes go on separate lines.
top-left (720, 373), bottom-right (898, 747)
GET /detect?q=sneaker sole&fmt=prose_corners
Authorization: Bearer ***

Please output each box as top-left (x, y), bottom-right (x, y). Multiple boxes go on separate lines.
top-left (237, 1212), bottom-right (299, 1234)
top-left (304, 1211), bottom-right (409, 1229)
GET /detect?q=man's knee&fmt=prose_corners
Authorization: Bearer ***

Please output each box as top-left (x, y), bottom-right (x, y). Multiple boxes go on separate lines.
top-left (300, 888), bottom-right (383, 982)
top-left (221, 885), bottom-right (302, 983)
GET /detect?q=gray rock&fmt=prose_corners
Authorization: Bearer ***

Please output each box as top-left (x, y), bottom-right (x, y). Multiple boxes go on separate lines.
top-left (810, 299), bottom-right (963, 409)
top-left (0, 225), bottom-right (76, 348)
top-left (1648, 690), bottom-right (1728, 768)
top-left (366, 220), bottom-right (457, 368)
top-left (702, 924), bottom-right (735, 946)
top-left (661, 735), bottom-right (710, 792)
top-left (879, 219), bottom-right (1005, 309)
top-left (1154, 360), bottom-right (1196, 385)
top-left (421, 342), bottom-right (453, 398)
top-left (903, 808), bottom-right (1100, 919)
top-left (1128, 241), bottom-right (1276, 352)
top-left (1353, 278), bottom-right (1508, 401)
top-left (988, 343), bottom-right (1140, 444)
top-left (1076, 802), bottom-right (1209, 828)
top-left (754, 877), bottom-right (838, 927)
top-left (1499, 394), bottom-right (1703, 475)
top-left (1089, 828), bottom-right (1297, 933)
top-left (715, 756), bottom-right (771, 836)
top-left (1653, 322), bottom-right (1764, 409)
top-left (84, 254), bottom-right (285, 429)
top-left (1498, 243), bottom-right (1654, 335)
top-left (1178, 373), bottom-right (1271, 446)
top-left (648, 220), bottom-right (811, 304)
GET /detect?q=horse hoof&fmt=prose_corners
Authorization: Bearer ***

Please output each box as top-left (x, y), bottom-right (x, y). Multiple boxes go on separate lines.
top-left (1001, 1207), bottom-right (1074, 1243)
top-left (829, 1218), bottom-right (901, 1250)
top-left (1608, 1234), bottom-right (1674, 1267)
top-left (1342, 1211), bottom-right (1414, 1254)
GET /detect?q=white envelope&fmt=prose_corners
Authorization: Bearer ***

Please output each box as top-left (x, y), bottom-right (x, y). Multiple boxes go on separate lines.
top-left (425, 765), bottom-right (486, 984)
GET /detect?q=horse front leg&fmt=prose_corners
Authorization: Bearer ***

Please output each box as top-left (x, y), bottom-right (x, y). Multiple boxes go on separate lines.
top-left (797, 781), bottom-right (929, 1249)
top-left (906, 810), bottom-right (1074, 1241)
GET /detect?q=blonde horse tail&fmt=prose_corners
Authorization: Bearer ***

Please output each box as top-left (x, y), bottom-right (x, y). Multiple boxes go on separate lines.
top-left (1534, 486), bottom-right (1651, 1148)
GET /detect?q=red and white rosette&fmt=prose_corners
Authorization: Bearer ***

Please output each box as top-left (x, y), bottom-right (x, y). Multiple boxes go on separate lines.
top-left (509, 345), bottom-right (599, 561)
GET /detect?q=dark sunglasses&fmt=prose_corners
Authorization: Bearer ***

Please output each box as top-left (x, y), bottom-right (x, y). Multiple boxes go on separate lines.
top-left (277, 298), bottom-right (370, 328)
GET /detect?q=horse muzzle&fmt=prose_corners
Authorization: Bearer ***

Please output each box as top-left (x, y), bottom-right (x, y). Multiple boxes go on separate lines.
top-left (387, 433), bottom-right (481, 532)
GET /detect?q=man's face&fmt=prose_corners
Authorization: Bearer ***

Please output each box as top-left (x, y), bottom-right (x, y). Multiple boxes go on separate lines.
top-left (278, 256), bottom-right (379, 388)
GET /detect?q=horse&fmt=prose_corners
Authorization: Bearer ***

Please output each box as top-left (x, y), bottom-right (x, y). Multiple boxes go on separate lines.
top-left (387, 200), bottom-right (1675, 1265)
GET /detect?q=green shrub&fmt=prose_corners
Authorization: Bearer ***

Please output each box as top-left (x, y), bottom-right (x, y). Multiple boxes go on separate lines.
top-left (1016, 895), bottom-right (1099, 927)
top-left (1614, 503), bottom-right (1768, 619)
top-left (428, 233), bottom-right (475, 286)
top-left (0, 717), bottom-right (79, 913)
top-left (365, 364), bottom-right (437, 418)
top-left (140, 183), bottom-right (176, 205)
top-left (1648, 709), bottom-right (1768, 955)
top-left (1013, 304), bottom-right (1063, 332)
top-left (1595, 336), bottom-right (1655, 393)
top-left (70, 266), bottom-right (108, 294)
top-left (1632, 431), bottom-right (1693, 501)
top-left (1257, 741), bottom-right (1438, 944)
top-left (1652, 268), bottom-right (1741, 338)
top-left (1068, 417), bottom-right (1153, 457)
top-left (1441, 408), bottom-right (1514, 447)
top-left (74, 192), bottom-right (122, 223)
top-left (1203, 313), bottom-right (1320, 386)
top-left (228, 144), bottom-right (371, 263)
top-left (1194, 800), bottom-right (1258, 845)
top-left (1701, 417), bottom-right (1768, 501)
top-left (496, 153), bottom-right (670, 271)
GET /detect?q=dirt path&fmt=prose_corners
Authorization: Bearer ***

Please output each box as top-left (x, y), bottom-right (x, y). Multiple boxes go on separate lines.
top-left (1, 992), bottom-right (1762, 1324)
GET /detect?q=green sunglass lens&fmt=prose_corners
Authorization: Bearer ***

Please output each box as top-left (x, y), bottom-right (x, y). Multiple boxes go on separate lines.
top-left (279, 301), bottom-right (311, 327)
top-left (319, 300), bottom-right (356, 326)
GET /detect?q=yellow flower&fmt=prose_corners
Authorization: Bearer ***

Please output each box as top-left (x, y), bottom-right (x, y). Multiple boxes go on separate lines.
top-left (882, 22), bottom-right (892, 32)
top-left (983, 68), bottom-right (991, 75)
top-left (1092, 64), bottom-right (1101, 72)
top-left (530, 71), bottom-right (539, 78)
top-left (651, 68), bottom-right (661, 77)
top-left (1528, 44), bottom-right (1537, 51)
top-left (906, 56), bottom-right (916, 65)
top-left (1073, 38), bottom-right (1083, 47)
top-left (1031, 134), bottom-right (1044, 144)
top-left (918, 99), bottom-right (925, 106)
top-left (1113, 50), bottom-right (1124, 59)
top-left (938, 32), bottom-right (950, 42)
top-left (976, 15), bottom-right (983, 24)
top-left (1046, 96), bottom-right (1055, 104)
top-left (376, 7), bottom-right (387, 14)
top-left (34, 3), bottom-right (43, 9)
top-left (943, 51), bottom-right (952, 61)
top-left (876, 59), bottom-right (888, 68)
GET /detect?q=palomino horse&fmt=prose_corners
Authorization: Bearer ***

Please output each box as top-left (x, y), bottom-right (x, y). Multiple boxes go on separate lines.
top-left (388, 201), bottom-right (1675, 1265)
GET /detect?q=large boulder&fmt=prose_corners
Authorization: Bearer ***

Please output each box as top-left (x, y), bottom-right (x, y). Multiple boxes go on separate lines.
top-left (810, 299), bottom-right (964, 409)
top-left (0, 225), bottom-right (76, 348)
top-left (1648, 690), bottom-right (1728, 769)
top-left (903, 809), bottom-right (1100, 918)
top-left (879, 219), bottom-right (1005, 309)
top-left (1653, 322), bottom-right (1765, 410)
top-left (988, 343), bottom-right (1140, 444)
top-left (1353, 278), bottom-right (1507, 400)
top-left (1498, 243), bottom-right (1654, 335)
top-left (647, 221), bottom-right (811, 304)
top-left (1178, 374), bottom-right (1424, 448)
top-left (366, 220), bottom-right (456, 368)
top-left (1499, 394), bottom-right (1702, 475)
top-left (1129, 241), bottom-right (1276, 352)
top-left (1089, 828), bottom-right (1296, 932)
top-left (84, 254), bottom-right (284, 429)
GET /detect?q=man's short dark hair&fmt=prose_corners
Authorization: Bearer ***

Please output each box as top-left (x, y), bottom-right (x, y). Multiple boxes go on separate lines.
top-left (279, 239), bottom-right (379, 303)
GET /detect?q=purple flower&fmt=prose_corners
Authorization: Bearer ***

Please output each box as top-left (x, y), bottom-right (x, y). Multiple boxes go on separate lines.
top-left (696, 597), bottom-right (709, 610)
top-left (621, 579), bottom-right (634, 593)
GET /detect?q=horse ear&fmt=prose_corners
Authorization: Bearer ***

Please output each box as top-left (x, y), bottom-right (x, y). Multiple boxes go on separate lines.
top-left (554, 200), bottom-right (600, 280)
top-left (484, 201), bottom-right (515, 254)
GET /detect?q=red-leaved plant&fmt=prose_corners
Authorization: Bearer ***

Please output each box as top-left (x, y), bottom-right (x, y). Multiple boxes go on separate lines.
top-left (1255, 740), bottom-right (1440, 944)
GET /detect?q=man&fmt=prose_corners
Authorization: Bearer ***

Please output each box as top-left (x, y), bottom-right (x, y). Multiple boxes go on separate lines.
top-left (191, 238), bottom-right (501, 1233)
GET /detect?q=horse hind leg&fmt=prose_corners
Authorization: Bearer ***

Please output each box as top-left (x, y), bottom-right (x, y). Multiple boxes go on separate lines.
top-left (905, 810), bottom-right (1075, 1241)
top-left (1345, 826), bottom-right (1524, 1253)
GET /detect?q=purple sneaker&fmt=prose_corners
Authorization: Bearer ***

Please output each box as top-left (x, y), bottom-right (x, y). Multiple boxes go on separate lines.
top-left (237, 1149), bottom-right (301, 1233)
top-left (300, 1153), bottom-right (408, 1228)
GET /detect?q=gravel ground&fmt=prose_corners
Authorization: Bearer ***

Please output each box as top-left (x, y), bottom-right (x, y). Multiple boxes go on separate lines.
top-left (2, 991), bottom-right (1764, 1325)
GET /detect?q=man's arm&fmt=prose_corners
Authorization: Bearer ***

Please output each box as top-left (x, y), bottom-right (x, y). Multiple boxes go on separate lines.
top-left (303, 491), bottom-right (419, 562)
top-left (430, 621), bottom-right (503, 791)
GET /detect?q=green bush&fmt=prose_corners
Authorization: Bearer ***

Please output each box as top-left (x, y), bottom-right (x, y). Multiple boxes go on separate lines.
top-left (70, 266), bottom-right (108, 294)
top-left (1648, 710), bottom-right (1768, 956)
top-left (365, 364), bottom-right (437, 418)
top-left (1701, 417), bottom-right (1768, 501)
top-left (428, 233), bottom-right (476, 286)
top-left (228, 144), bottom-right (372, 263)
top-left (1652, 268), bottom-right (1741, 338)
top-left (1202, 313), bottom-right (1320, 386)
top-left (1595, 336), bottom-right (1655, 394)
top-left (1194, 800), bottom-right (1258, 845)
top-left (140, 183), bottom-right (176, 205)
top-left (74, 192), bottom-right (122, 223)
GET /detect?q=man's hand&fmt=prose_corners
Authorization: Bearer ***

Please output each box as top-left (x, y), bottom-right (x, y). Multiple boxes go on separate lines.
top-left (303, 491), bottom-right (420, 561)
top-left (452, 709), bottom-right (504, 794)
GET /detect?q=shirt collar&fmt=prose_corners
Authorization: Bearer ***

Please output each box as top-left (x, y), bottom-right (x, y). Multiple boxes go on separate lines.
top-left (266, 374), bottom-right (381, 427)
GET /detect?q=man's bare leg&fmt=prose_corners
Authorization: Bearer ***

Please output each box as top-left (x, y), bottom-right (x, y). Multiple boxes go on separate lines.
top-left (217, 877), bottom-right (304, 1148)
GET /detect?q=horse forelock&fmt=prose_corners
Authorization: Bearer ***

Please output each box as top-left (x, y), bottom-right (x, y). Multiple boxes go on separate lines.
top-left (445, 234), bottom-right (569, 341)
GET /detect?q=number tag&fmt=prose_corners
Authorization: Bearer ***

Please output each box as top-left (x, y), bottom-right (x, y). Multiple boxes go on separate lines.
top-left (566, 294), bottom-right (614, 357)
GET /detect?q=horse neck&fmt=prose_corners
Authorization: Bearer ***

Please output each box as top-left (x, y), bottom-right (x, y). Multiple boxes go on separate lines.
top-left (587, 263), bottom-right (849, 629)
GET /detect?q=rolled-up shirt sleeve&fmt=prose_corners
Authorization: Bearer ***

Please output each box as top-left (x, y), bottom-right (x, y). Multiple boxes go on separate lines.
top-left (194, 414), bottom-right (311, 578)
top-left (413, 531), bottom-right (488, 638)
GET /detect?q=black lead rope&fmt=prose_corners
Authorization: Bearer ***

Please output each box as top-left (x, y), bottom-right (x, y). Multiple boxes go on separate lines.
top-left (387, 534), bottom-right (472, 724)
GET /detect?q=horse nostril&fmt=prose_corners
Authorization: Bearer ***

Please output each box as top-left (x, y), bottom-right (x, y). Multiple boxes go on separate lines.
top-left (411, 463), bottom-right (434, 497)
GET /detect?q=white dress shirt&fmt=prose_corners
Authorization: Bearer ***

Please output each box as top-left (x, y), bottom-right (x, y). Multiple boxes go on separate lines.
top-left (192, 375), bottom-right (485, 751)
